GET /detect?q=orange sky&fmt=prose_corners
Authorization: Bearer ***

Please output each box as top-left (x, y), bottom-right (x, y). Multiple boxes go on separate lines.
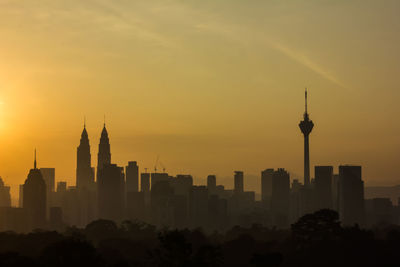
top-left (1, 1), bottom-right (400, 203)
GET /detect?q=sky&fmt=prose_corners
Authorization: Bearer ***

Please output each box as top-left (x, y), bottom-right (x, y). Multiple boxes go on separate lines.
top-left (0, 0), bottom-right (400, 203)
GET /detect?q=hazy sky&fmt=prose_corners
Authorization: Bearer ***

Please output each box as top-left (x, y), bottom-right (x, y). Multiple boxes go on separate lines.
top-left (1, 0), bottom-right (400, 201)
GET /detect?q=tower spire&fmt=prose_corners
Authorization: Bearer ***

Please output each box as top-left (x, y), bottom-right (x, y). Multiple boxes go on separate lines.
top-left (34, 149), bottom-right (37, 169)
top-left (299, 88), bottom-right (314, 187)
top-left (84, 116), bottom-right (86, 128)
top-left (103, 114), bottom-right (106, 127)
top-left (305, 88), bottom-right (308, 114)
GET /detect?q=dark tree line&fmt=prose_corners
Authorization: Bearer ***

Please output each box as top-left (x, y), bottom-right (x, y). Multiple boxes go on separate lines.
top-left (0, 209), bottom-right (400, 266)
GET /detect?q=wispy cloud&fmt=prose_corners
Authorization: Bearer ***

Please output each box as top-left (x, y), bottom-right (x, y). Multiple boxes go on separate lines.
top-left (267, 40), bottom-right (348, 89)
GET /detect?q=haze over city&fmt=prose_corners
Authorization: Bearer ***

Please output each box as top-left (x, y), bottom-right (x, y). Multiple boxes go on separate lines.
top-left (1, 0), bottom-right (400, 202)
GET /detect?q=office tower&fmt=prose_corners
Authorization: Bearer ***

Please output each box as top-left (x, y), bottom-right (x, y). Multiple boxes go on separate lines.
top-left (338, 165), bottom-right (365, 226)
top-left (299, 89), bottom-right (314, 186)
top-left (234, 171), bottom-right (244, 194)
top-left (126, 161), bottom-right (139, 193)
top-left (173, 175), bottom-right (193, 197)
top-left (76, 123), bottom-right (95, 190)
top-left (19, 185), bottom-right (24, 208)
top-left (271, 168), bottom-right (290, 227)
top-left (40, 167), bottom-right (55, 212)
top-left (189, 186), bottom-right (209, 228)
top-left (141, 173), bottom-right (150, 192)
top-left (76, 123), bottom-right (96, 226)
top-left (290, 179), bottom-right (303, 223)
top-left (0, 177), bottom-right (11, 207)
top-left (40, 168), bottom-right (55, 193)
top-left (151, 180), bottom-right (174, 227)
top-left (23, 151), bottom-right (46, 230)
top-left (315, 166), bottom-right (333, 210)
top-left (97, 164), bottom-right (125, 222)
top-left (207, 175), bottom-right (217, 192)
top-left (97, 123), bottom-right (111, 172)
top-left (261, 169), bottom-right (274, 208)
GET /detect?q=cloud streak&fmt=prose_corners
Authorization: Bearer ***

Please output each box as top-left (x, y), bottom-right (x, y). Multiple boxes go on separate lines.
top-left (267, 40), bottom-right (348, 89)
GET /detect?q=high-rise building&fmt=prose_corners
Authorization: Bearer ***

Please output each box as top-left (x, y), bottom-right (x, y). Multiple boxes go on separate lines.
top-left (97, 123), bottom-right (111, 172)
top-left (40, 167), bottom-right (55, 212)
top-left (126, 161), bottom-right (139, 193)
top-left (234, 171), bottom-right (244, 194)
top-left (207, 175), bottom-right (217, 194)
top-left (23, 151), bottom-right (46, 230)
top-left (271, 168), bottom-right (290, 227)
top-left (141, 173), bottom-right (150, 192)
top-left (76, 123), bottom-right (95, 190)
top-left (40, 168), bottom-right (55, 193)
top-left (261, 169), bottom-right (274, 208)
top-left (299, 89), bottom-right (314, 186)
top-left (189, 186), bottom-right (209, 228)
top-left (0, 177), bottom-right (11, 207)
top-left (338, 165), bottom-right (364, 226)
top-left (97, 163), bottom-right (125, 222)
top-left (18, 185), bottom-right (24, 208)
top-left (314, 166), bottom-right (333, 210)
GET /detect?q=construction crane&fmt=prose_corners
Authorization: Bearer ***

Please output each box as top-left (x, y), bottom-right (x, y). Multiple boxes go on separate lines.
top-left (159, 160), bottom-right (166, 173)
top-left (154, 155), bottom-right (159, 173)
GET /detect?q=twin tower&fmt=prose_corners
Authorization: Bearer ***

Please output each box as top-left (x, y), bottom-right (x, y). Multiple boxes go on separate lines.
top-left (76, 122), bottom-right (111, 190)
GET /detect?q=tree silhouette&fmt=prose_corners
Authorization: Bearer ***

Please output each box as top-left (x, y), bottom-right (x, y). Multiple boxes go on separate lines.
top-left (291, 209), bottom-right (341, 243)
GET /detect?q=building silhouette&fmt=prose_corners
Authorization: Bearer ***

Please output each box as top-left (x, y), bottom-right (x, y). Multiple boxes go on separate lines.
top-left (23, 151), bottom-right (46, 230)
top-left (126, 161), bottom-right (139, 193)
top-left (315, 166), bottom-right (333, 210)
top-left (141, 172), bottom-right (150, 192)
top-left (97, 123), bottom-right (111, 172)
top-left (271, 168), bottom-right (290, 227)
top-left (97, 163), bottom-right (125, 223)
top-left (76, 123), bottom-right (95, 190)
top-left (40, 167), bottom-right (55, 216)
top-left (299, 89), bottom-right (314, 186)
top-left (338, 165), bottom-right (365, 226)
top-left (261, 169), bottom-right (274, 209)
top-left (0, 177), bottom-right (11, 207)
top-left (207, 175), bottom-right (217, 195)
top-left (234, 171), bottom-right (244, 194)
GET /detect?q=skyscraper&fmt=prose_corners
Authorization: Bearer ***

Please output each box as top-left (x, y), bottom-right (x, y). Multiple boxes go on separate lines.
top-left (97, 164), bottom-right (125, 222)
top-left (299, 89), bottom-right (314, 186)
top-left (271, 168), bottom-right (290, 227)
top-left (207, 175), bottom-right (217, 194)
top-left (126, 161), bottom-right (139, 193)
top-left (338, 165), bottom-right (365, 226)
top-left (314, 166), bottom-right (333, 210)
top-left (261, 169), bottom-right (274, 208)
top-left (0, 177), bottom-right (11, 207)
top-left (141, 172), bottom-right (150, 192)
top-left (23, 151), bottom-right (46, 230)
top-left (234, 171), bottom-right (244, 194)
top-left (76, 122), bottom-right (95, 189)
top-left (97, 123), bottom-right (111, 172)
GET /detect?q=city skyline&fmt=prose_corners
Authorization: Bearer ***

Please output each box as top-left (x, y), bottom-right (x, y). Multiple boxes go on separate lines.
top-left (1, 0), bottom-right (400, 201)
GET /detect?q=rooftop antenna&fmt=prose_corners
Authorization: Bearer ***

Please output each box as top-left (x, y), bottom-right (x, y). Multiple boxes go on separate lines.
top-left (103, 114), bottom-right (106, 127)
top-left (84, 115), bottom-right (86, 128)
top-left (34, 148), bottom-right (37, 169)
